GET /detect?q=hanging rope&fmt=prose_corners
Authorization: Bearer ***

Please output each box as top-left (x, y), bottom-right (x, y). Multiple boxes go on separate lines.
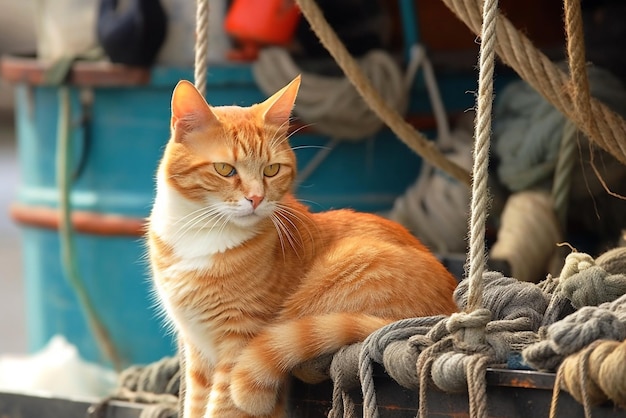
top-left (439, 0), bottom-right (626, 167)
top-left (194, 0), bottom-right (209, 96)
top-left (564, 0), bottom-right (594, 140)
top-left (178, 1), bottom-right (210, 416)
top-left (465, 0), bottom-right (498, 311)
top-left (294, 0), bottom-right (471, 186)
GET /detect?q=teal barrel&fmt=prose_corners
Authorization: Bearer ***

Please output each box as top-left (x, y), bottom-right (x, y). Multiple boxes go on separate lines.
top-left (2, 58), bottom-right (476, 367)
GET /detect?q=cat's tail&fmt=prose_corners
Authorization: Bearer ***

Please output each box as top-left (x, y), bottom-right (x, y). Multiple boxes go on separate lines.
top-left (230, 312), bottom-right (391, 416)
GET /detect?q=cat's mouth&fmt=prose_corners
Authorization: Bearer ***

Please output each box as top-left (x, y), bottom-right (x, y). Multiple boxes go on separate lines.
top-left (230, 210), bottom-right (266, 227)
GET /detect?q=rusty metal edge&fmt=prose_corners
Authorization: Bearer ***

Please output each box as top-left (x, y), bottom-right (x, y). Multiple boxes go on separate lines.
top-left (0, 56), bottom-right (150, 87)
top-left (10, 203), bottom-right (147, 236)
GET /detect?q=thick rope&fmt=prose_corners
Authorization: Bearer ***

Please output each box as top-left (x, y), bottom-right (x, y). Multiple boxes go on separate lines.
top-left (440, 0), bottom-right (626, 167)
top-left (294, 0), bottom-right (472, 186)
top-left (466, 0), bottom-right (498, 312)
top-left (564, 0), bottom-right (595, 141)
top-left (194, 0), bottom-right (209, 95)
top-left (418, 1), bottom-right (500, 416)
top-left (412, 5), bottom-right (505, 410)
top-left (357, 317), bottom-right (446, 418)
top-left (556, 339), bottom-right (626, 414)
top-left (525, 288), bottom-right (626, 416)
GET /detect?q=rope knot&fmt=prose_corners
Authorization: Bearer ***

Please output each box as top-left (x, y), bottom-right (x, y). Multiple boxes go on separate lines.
top-left (447, 309), bottom-right (492, 351)
top-left (560, 252), bottom-right (595, 281)
top-left (428, 310), bottom-right (493, 394)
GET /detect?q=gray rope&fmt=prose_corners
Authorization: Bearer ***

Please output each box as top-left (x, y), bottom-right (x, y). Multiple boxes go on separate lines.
top-left (523, 293), bottom-right (626, 371)
top-left (90, 356), bottom-right (180, 418)
top-left (551, 121), bottom-right (578, 227)
top-left (357, 317), bottom-right (446, 418)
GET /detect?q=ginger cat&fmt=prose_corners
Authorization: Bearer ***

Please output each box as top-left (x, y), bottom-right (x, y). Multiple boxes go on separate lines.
top-left (148, 75), bottom-right (458, 418)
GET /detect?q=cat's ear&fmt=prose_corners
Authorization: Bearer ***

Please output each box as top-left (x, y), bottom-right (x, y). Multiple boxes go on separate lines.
top-left (260, 75), bottom-right (301, 127)
top-left (171, 80), bottom-right (219, 142)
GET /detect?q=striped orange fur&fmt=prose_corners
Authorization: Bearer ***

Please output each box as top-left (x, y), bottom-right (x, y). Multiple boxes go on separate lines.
top-left (148, 76), bottom-right (458, 417)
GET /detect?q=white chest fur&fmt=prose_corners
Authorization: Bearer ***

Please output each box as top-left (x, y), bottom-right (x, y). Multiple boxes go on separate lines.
top-left (150, 172), bottom-right (257, 262)
top-left (150, 173), bottom-right (258, 362)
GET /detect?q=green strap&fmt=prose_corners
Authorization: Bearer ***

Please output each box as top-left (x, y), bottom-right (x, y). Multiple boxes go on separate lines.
top-left (56, 85), bottom-right (122, 370)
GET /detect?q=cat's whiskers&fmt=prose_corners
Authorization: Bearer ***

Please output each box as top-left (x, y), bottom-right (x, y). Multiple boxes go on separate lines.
top-left (295, 198), bottom-right (324, 211)
top-left (269, 215), bottom-right (287, 260)
top-left (172, 205), bottom-right (222, 231)
top-left (275, 203), bottom-right (318, 242)
top-left (267, 119), bottom-right (292, 150)
top-left (172, 204), bottom-right (220, 225)
top-left (270, 212), bottom-right (302, 259)
top-left (168, 203), bottom-right (230, 248)
top-left (171, 209), bottom-right (229, 250)
top-left (273, 207), bottom-right (306, 252)
top-left (202, 210), bottom-right (230, 238)
top-left (215, 213), bottom-right (234, 241)
top-left (286, 123), bottom-right (314, 141)
top-left (170, 205), bottom-right (223, 243)
top-left (289, 145), bottom-right (332, 151)
top-left (268, 120), bottom-right (313, 151)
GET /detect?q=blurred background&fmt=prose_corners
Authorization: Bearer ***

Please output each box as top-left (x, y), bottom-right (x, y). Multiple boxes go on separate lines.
top-left (0, 0), bottom-right (35, 354)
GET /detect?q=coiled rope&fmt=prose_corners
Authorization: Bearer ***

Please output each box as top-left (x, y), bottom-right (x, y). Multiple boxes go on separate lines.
top-left (253, 48), bottom-right (407, 141)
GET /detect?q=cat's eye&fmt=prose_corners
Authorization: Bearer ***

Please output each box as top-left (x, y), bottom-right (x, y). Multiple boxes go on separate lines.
top-left (263, 163), bottom-right (280, 177)
top-left (214, 163), bottom-right (236, 177)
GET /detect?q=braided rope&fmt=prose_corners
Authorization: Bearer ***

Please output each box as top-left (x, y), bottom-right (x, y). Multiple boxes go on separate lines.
top-left (194, 0), bottom-right (209, 96)
top-left (564, 0), bottom-right (595, 139)
top-left (440, 0), bottom-right (626, 166)
top-left (466, 0), bottom-right (498, 313)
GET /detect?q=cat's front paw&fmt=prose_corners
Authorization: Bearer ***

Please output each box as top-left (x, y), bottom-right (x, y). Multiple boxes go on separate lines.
top-left (230, 363), bottom-right (279, 416)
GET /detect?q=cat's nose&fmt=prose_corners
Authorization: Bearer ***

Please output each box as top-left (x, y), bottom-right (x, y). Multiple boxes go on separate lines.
top-left (246, 195), bottom-right (264, 210)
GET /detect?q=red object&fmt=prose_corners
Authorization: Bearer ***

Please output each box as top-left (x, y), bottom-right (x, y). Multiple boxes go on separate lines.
top-left (224, 0), bottom-right (300, 46)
